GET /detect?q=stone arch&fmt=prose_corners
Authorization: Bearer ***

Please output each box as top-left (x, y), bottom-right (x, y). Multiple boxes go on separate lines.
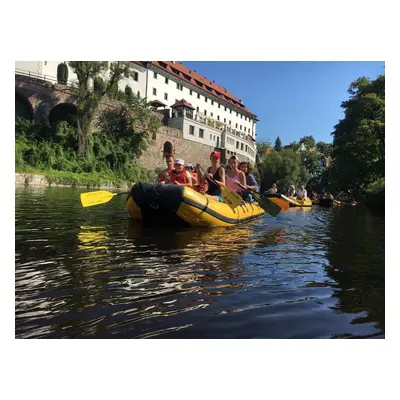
top-left (15, 92), bottom-right (34, 121)
top-left (49, 102), bottom-right (78, 127)
top-left (163, 141), bottom-right (173, 157)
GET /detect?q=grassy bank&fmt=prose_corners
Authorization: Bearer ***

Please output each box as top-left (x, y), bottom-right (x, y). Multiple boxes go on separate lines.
top-left (16, 167), bottom-right (161, 188)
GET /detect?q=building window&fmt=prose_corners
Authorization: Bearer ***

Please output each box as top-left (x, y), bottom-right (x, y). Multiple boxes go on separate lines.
top-left (204, 110), bottom-right (207, 116)
top-left (196, 106), bottom-right (199, 112)
top-left (236, 123), bottom-right (238, 128)
top-left (210, 134), bottom-right (212, 140)
top-left (190, 89), bottom-right (193, 95)
top-left (246, 145), bottom-right (248, 152)
top-left (230, 109), bottom-right (232, 114)
top-left (165, 77), bottom-right (168, 84)
top-left (44, 61), bottom-right (47, 65)
top-left (236, 112), bottom-right (238, 117)
top-left (199, 128), bottom-right (204, 138)
top-left (153, 88), bottom-right (157, 95)
top-left (225, 107), bottom-right (227, 111)
top-left (240, 125), bottom-right (242, 130)
top-left (176, 83), bottom-right (183, 90)
top-left (224, 118), bottom-right (226, 123)
top-left (164, 93), bottom-right (168, 100)
top-left (154, 72), bottom-right (158, 79)
top-left (197, 93), bottom-right (200, 99)
top-left (137, 91), bottom-right (140, 98)
top-left (211, 112), bottom-right (213, 117)
top-left (241, 114), bottom-right (243, 119)
top-left (245, 117), bottom-right (247, 121)
top-left (133, 72), bottom-right (139, 81)
top-left (236, 141), bottom-right (239, 149)
top-left (241, 143), bottom-right (244, 150)
top-left (211, 100), bottom-right (214, 105)
top-left (189, 125), bottom-right (195, 135)
top-left (217, 115), bottom-right (220, 121)
top-left (218, 104), bottom-right (220, 108)
top-left (229, 120), bottom-right (231, 125)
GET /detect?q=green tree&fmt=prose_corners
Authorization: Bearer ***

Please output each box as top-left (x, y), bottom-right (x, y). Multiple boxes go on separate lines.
top-left (299, 135), bottom-right (316, 149)
top-left (301, 152), bottom-right (325, 176)
top-left (316, 141), bottom-right (333, 155)
top-left (258, 148), bottom-right (309, 192)
top-left (330, 75), bottom-right (385, 194)
top-left (274, 136), bottom-right (282, 151)
top-left (256, 140), bottom-right (272, 157)
top-left (68, 61), bottom-right (134, 157)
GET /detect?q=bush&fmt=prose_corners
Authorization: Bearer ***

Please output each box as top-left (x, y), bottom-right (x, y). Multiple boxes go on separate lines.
top-left (57, 63), bottom-right (69, 84)
top-left (93, 76), bottom-right (105, 93)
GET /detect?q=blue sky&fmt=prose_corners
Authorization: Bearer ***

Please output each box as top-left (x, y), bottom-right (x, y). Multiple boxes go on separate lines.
top-left (183, 61), bottom-right (384, 146)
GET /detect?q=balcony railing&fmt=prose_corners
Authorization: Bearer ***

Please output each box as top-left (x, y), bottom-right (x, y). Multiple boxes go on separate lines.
top-left (15, 67), bottom-right (79, 88)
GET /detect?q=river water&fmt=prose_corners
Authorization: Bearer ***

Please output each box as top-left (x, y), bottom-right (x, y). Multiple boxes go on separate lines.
top-left (15, 186), bottom-right (385, 338)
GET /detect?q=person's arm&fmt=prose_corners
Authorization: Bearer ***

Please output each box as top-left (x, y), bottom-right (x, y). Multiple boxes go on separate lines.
top-left (237, 171), bottom-right (246, 187)
top-left (215, 167), bottom-right (225, 186)
top-left (247, 174), bottom-right (259, 192)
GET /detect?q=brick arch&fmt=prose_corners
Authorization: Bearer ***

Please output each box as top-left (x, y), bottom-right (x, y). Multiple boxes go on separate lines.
top-left (49, 102), bottom-right (78, 127)
top-left (15, 91), bottom-right (34, 121)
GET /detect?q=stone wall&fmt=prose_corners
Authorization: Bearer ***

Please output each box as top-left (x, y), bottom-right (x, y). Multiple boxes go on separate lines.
top-left (138, 126), bottom-right (223, 171)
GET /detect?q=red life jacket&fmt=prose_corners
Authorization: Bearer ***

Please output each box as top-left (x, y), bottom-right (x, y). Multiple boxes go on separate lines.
top-left (170, 169), bottom-right (188, 184)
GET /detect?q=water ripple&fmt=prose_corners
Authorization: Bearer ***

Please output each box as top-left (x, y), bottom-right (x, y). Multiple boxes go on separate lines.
top-left (15, 186), bottom-right (385, 338)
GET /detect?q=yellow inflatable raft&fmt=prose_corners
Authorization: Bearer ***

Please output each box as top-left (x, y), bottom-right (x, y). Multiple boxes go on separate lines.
top-left (280, 194), bottom-right (313, 207)
top-left (126, 182), bottom-right (265, 227)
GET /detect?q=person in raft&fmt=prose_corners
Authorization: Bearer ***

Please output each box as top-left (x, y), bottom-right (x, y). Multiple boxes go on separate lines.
top-left (238, 161), bottom-right (259, 192)
top-left (196, 151), bottom-right (226, 201)
top-left (265, 183), bottom-right (278, 194)
top-left (165, 158), bottom-right (193, 186)
top-left (297, 185), bottom-right (307, 200)
top-left (226, 155), bottom-right (246, 197)
top-left (184, 163), bottom-right (198, 187)
top-left (159, 154), bottom-right (175, 183)
top-left (287, 185), bottom-right (296, 197)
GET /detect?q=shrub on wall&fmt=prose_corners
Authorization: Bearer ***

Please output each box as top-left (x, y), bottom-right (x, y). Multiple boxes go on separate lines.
top-left (93, 76), bottom-right (105, 93)
top-left (57, 63), bottom-right (69, 84)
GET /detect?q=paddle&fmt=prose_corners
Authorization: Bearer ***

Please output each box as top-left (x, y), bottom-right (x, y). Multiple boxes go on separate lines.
top-left (240, 184), bottom-right (289, 213)
top-left (236, 183), bottom-right (282, 217)
top-left (80, 190), bottom-right (130, 208)
top-left (198, 166), bottom-right (243, 210)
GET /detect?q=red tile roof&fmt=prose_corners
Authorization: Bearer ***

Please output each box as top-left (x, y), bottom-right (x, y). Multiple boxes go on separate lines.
top-left (170, 99), bottom-right (195, 109)
top-left (148, 99), bottom-right (166, 108)
top-left (133, 61), bottom-right (257, 118)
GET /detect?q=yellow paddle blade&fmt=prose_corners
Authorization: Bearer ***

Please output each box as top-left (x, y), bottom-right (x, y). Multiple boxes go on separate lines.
top-left (221, 187), bottom-right (243, 210)
top-left (80, 190), bottom-right (117, 207)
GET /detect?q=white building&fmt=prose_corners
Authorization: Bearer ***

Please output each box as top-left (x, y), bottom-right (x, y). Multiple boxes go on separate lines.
top-left (15, 61), bottom-right (259, 163)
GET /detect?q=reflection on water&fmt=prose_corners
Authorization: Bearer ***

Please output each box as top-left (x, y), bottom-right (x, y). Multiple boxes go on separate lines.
top-left (15, 186), bottom-right (385, 338)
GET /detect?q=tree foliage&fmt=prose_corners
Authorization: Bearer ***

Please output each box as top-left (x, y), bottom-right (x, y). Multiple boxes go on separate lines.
top-left (68, 61), bottom-right (134, 157)
top-left (316, 141), bottom-right (333, 155)
top-left (274, 136), bottom-right (282, 151)
top-left (329, 75), bottom-right (385, 194)
top-left (299, 135), bottom-right (315, 149)
top-left (256, 140), bottom-right (272, 157)
top-left (258, 149), bottom-right (310, 192)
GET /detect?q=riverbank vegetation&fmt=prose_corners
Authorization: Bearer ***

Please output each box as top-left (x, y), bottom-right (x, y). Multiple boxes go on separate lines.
top-left (16, 62), bottom-right (161, 187)
top-left (256, 74), bottom-right (384, 207)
